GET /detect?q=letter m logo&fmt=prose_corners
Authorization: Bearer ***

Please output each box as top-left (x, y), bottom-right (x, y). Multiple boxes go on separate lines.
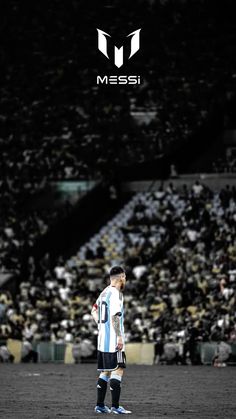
top-left (97, 28), bottom-right (141, 68)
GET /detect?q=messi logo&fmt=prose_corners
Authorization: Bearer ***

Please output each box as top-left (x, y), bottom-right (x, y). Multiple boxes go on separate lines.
top-left (97, 28), bottom-right (141, 68)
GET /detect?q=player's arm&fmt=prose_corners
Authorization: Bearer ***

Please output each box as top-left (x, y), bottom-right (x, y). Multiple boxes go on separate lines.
top-left (112, 313), bottom-right (123, 350)
top-left (91, 303), bottom-right (98, 324)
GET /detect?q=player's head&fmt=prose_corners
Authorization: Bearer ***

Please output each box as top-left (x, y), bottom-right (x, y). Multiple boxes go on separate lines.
top-left (110, 266), bottom-right (126, 291)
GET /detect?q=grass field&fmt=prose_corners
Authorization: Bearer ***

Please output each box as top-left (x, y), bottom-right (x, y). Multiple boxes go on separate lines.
top-left (0, 364), bottom-right (236, 419)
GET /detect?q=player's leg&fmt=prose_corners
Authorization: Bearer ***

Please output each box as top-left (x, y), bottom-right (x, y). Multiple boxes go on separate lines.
top-left (110, 367), bottom-right (131, 414)
top-left (97, 371), bottom-right (110, 406)
top-left (110, 367), bottom-right (123, 409)
top-left (95, 370), bottom-right (111, 413)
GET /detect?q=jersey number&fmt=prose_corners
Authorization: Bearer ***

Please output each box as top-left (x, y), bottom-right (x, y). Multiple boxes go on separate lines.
top-left (98, 301), bottom-right (108, 323)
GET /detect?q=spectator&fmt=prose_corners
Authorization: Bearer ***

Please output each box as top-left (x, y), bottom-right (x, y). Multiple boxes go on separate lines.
top-left (163, 336), bottom-right (179, 365)
top-left (0, 345), bottom-right (14, 363)
top-left (21, 338), bottom-right (38, 363)
top-left (212, 341), bottom-right (232, 367)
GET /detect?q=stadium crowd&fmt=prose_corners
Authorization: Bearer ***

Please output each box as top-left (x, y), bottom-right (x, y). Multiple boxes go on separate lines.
top-left (1, 0), bottom-right (236, 177)
top-left (1, 182), bottom-right (236, 364)
top-left (1, 0), bottom-right (236, 363)
top-left (0, 177), bottom-right (73, 273)
top-left (1, 0), bottom-right (236, 276)
top-left (212, 150), bottom-right (236, 174)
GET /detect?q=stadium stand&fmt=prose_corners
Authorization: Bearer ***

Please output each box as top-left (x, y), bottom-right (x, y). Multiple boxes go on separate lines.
top-left (1, 0), bottom-right (236, 178)
top-left (212, 151), bottom-right (236, 173)
top-left (1, 0), bottom-right (236, 273)
top-left (1, 0), bottom-right (236, 364)
top-left (1, 183), bottom-right (236, 364)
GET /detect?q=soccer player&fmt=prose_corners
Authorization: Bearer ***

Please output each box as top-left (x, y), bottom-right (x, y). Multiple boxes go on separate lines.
top-left (91, 266), bottom-right (131, 414)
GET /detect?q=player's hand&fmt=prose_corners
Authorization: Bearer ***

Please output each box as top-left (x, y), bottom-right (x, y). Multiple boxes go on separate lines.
top-left (117, 336), bottom-right (124, 351)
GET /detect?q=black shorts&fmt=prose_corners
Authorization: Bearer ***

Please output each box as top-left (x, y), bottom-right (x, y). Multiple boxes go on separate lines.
top-left (97, 350), bottom-right (126, 371)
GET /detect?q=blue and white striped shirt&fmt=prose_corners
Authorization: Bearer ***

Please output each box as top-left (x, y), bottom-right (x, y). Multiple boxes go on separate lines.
top-left (96, 285), bottom-right (124, 353)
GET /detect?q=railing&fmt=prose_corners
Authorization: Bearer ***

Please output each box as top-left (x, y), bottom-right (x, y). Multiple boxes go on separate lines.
top-left (3, 340), bottom-right (236, 364)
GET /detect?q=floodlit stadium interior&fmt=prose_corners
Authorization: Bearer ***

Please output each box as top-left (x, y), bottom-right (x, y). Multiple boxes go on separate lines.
top-left (0, 0), bottom-right (236, 367)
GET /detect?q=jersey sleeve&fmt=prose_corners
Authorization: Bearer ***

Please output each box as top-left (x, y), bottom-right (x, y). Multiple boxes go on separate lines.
top-left (109, 290), bottom-right (122, 317)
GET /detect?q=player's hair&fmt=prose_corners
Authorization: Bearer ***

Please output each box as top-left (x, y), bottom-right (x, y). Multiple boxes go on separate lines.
top-left (110, 266), bottom-right (125, 277)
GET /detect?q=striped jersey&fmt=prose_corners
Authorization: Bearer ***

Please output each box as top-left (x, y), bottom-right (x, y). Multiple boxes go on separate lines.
top-left (96, 285), bottom-right (124, 353)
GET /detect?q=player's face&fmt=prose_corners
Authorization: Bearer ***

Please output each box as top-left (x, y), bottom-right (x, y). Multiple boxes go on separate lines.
top-left (119, 273), bottom-right (126, 291)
